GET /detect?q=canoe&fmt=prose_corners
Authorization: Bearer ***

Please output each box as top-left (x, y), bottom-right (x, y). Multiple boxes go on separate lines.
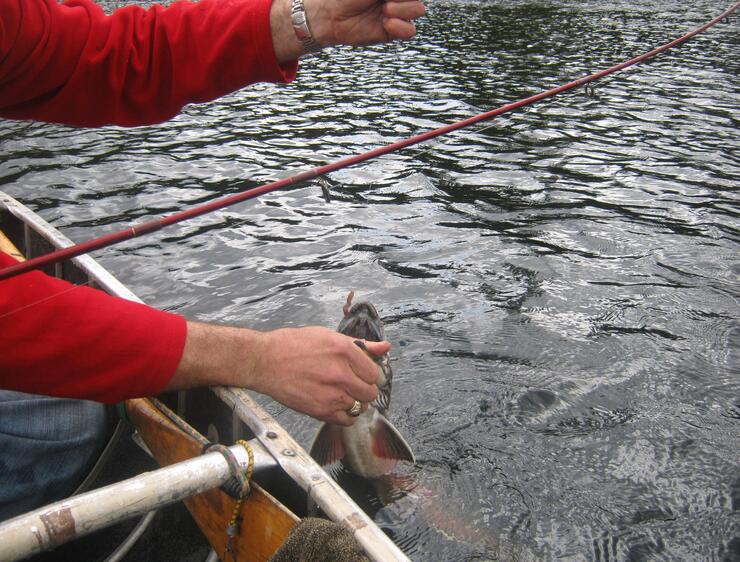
top-left (0, 192), bottom-right (409, 562)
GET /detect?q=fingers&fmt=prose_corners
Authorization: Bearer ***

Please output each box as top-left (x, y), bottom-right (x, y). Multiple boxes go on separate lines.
top-left (383, 18), bottom-right (417, 40)
top-left (315, 394), bottom-right (370, 426)
top-left (327, 339), bottom-right (387, 425)
top-left (382, 0), bottom-right (425, 40)
top-left (345, 340), bottom-right (390, 403)
top-left (361, 340), bottom-right (391, 358)
top-left (345, 374), bottom-right (379, 404)
top-left (331, 397), bottom-right (371, 426)
top-left (383, 0), bottom-right (426, 20)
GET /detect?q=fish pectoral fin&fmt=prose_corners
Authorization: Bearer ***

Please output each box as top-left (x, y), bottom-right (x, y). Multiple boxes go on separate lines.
top-left (370, 416), bottom-right (416, 464)
top-left (309, 424), bottom-right (346, 466)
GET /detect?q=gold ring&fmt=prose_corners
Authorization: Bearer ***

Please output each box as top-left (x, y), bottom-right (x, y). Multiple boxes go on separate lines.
top-left (347, 400), bottom-right (362, 417)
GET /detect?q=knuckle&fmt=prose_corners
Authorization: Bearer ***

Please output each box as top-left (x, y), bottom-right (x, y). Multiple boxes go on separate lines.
top-left (318, 406), bottom-right (334, 420)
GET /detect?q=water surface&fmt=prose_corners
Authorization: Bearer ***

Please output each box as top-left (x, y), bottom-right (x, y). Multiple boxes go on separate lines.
top-left (1, 1), bottom-right (738, 560)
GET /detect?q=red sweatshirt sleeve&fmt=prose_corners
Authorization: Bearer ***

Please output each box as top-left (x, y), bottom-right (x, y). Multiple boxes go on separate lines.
top-left (0, 251), bottom-right (187, 402)
top-left (0, 0), bottom-right (298, 127)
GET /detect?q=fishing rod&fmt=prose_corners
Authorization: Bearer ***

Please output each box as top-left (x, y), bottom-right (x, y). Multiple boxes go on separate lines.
top-left (1, 2), bottom-right (737, 282)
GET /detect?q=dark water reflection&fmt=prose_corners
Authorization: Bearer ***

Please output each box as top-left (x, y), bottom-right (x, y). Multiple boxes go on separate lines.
top-left (2, 0), bottom-right (739, 560)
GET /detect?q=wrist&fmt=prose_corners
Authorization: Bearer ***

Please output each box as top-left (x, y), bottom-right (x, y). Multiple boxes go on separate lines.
top-left (290, 0), bottom-right (323, 54)
top-left (300, 0), bottom-right (334, 48)
top-left (270, 0), bottom-right (331, 62)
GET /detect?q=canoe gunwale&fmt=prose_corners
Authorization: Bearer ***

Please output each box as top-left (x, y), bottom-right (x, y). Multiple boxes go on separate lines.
top-left (215, 386), bottom-right (411, 562)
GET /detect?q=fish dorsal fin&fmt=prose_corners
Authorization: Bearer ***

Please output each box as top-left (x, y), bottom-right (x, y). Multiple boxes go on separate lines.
top-left (371, 415), bottom-right (416, 464)
top-left (309, 423), bottom-right (346, 466)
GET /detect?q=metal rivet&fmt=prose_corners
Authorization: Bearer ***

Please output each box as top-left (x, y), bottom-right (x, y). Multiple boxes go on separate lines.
top-left (282, 449), bottom-right (295, 456)
top-left (266, 431), bottom-right (278, 439)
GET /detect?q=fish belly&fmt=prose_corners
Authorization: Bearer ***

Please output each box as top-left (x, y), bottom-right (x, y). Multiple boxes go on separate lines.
top-left (341, 414), bottom-right (398, 478)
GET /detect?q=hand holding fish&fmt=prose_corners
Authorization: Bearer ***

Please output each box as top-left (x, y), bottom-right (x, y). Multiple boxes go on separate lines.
top-left (168, 322), bottom-right (389, 426)
top-left (248, 326), bottom-right (391, 425)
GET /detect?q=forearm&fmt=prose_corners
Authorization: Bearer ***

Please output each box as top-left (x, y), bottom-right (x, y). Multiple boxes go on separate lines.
top-left (166, 321), bottom-right (263, 391)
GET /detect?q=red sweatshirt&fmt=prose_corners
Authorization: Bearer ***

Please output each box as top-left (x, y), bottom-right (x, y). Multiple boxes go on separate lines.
top-left (0, 0), bottom-right (299, 401)
top-left (0, 0), bottom-right (297, 127)
top-left (0, 251), bottom-right (187, 402)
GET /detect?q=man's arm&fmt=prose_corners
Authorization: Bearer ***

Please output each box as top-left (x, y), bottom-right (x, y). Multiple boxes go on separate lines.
top-left (0, 252), bottom-right (386, 424)
top-left (0, 0), bottom-right (424, 127)
top-left (0, 0), bottom-right (293, 127)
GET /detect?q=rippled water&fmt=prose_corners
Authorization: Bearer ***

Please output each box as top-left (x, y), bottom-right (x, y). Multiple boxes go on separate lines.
top-left (2, 1), bottom-right (739, 560)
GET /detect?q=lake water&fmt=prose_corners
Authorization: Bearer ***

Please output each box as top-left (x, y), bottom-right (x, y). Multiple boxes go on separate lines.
top-left (1, 0), bottom-right (738, 560)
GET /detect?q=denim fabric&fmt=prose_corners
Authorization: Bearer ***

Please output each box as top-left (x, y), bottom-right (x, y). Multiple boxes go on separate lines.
top-left (0, 391), bottom-right (108, 522)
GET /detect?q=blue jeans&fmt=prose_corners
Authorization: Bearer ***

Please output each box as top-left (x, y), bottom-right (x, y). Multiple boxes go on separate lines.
top-left (0, 391), bottom-right (109, 522)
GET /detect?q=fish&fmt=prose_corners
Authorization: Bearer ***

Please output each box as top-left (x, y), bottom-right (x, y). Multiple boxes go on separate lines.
top-left (309, 291), bottom-right (415, 478)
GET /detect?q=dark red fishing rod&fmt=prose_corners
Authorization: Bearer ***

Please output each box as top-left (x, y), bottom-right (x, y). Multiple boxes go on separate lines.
top-left (1, 2), bottom-right (738, 281)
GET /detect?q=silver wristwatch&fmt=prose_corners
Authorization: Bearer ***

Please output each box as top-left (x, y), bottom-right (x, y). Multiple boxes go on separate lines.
top-left (291, 0), bottom-right (322, 54)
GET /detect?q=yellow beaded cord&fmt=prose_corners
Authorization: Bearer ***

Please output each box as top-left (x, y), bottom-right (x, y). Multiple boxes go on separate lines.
top-left (224, 439), bottom-right (255, 561)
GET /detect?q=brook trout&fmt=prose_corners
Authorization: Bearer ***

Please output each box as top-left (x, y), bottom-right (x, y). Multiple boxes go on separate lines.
top-left (309, 292), bottom-right (415, 478)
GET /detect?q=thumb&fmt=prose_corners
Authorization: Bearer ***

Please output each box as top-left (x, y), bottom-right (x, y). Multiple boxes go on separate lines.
top-left (362, 340), bottom-right (391, 357)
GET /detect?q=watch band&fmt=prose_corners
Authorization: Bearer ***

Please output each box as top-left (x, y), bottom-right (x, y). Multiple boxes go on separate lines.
top-left (291, 0), bottom-right (322, 54)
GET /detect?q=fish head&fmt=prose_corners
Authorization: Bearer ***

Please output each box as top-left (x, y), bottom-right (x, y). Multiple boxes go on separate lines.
top-left (338, 300), bottom-right (385, 342)
top-left (338, 294), bottom-right (392, 408)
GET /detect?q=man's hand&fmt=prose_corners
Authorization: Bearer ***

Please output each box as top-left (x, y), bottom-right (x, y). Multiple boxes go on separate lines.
top-left (308, 0), bottom-right (426, 47)
top-left (168, 322), bottom-right (390, 426)
top-left (248, 326), bottom-right (389, 425)
top-left (270, 0), bottom-right (425, 62)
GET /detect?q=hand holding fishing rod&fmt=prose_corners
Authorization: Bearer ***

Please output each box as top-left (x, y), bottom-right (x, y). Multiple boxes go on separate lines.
top-left (271, 0), bottom-right (425, 61)
top-left (168, 322), bottom-right (388, 426)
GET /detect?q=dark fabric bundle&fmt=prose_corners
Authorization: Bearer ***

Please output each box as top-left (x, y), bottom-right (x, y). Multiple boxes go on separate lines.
top-left (269, 517), bottom-right (370, 562)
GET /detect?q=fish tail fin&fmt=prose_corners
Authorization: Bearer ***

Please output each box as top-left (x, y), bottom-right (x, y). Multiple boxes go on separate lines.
top-left (309, 423), bottom-right (346, 466)
top-left (371, 415), bottom-right (416, 464)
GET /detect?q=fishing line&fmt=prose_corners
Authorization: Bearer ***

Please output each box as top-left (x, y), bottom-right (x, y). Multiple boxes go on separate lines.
top-left (0, 279), bottom-right (93, 320)
top-left (0, 1), bottom-right (737, 282)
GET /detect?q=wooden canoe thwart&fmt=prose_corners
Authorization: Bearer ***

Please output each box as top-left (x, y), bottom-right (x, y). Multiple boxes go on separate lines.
top-left (125, 398), bottom-right (298, 561)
